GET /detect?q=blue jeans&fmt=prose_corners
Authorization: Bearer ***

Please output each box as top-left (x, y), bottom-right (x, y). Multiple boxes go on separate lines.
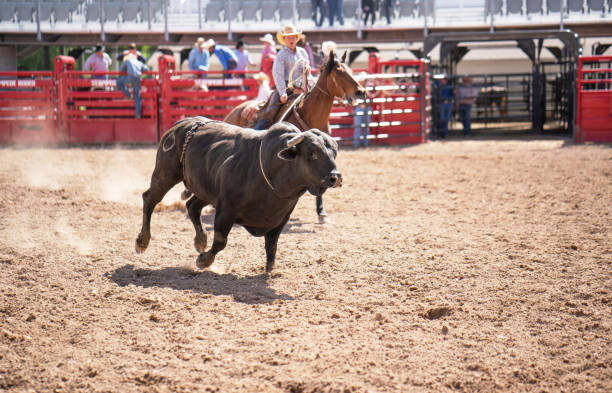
top-left (327, 0), bottom-right (344, 26)
top-left (117, 75), bottom-right (142, 118)
top-left (438, 102), bottom-right (452, 138)
top-left (458, 104), bottom-right (472, 136)
top-left (353, 111), bottom-right (370, 147)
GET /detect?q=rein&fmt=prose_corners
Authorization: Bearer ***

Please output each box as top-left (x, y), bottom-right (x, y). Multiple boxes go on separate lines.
top-left (259, 138), bottom-right (275, 191)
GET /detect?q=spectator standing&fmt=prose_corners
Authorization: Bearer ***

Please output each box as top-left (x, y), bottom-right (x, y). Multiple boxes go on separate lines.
top-left (382, 0), bottom-right (395, 24)
top-left (311, 0), bottom-right (324, 26)
top-left (437, 76), bottom-right (454, 139)
top-left (456, 76), bottom-right (478, 136)
top-left (327, 0), bottom-right (344, 26)
top-left (321, 40), bottom-right (337, 58)
top-left (362, 0), bottom-right (378, 25)
top-left (117, 51), bottom-right (149, 118)
top-left (259, 33), bottom-right (277, 87)
top-left (203, 39), bottom-right (238, 78)
top-left (234, 41), bottom-right (255, 78)
top-left (188, 37), bottom-right (210, 75)
top-left (83, 45), bottom-right (112, 79)
top-left (255, 24), bottom-right (314, 130)
top-left (353, 100), bottom-right (371, 147)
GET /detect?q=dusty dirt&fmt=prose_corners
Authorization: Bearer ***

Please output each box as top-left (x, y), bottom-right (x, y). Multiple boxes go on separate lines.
top-left (1, 137), bottom-right (611, 392)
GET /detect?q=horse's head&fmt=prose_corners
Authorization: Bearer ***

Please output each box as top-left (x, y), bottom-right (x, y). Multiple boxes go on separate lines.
top-left (320, 50), bottom-right (367, 106)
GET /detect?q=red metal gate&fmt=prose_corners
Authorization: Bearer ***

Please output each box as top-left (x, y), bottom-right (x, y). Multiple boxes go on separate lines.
top-left (0, 70), bottom-right (57, 144)
top-left (158, 55), bottom-right (258, 133)
top-left (55, 56), bottom-right (159, 144)
top-left (329, 58), bottom-right (430, 145)
top-left (576, 55), bottom-right (612, 143)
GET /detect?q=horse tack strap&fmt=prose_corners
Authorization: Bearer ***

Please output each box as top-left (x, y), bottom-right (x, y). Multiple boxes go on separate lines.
top-left (291, 106), bottom-right (310, 130)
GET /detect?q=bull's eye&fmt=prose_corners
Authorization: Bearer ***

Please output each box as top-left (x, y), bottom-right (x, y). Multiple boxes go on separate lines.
top-left (309, 151), bottom-right (318, 160)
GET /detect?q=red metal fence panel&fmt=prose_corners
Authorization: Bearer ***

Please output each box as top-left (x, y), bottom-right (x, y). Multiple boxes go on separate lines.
top-left (0, 55), bottom-right (430, 146)
top-left (329, 59), bottom-right (430, 145)
top-left (55, 56), bottom-right (159, 144)
top-left (576, 55), bottom-right (612, 143)
top-left (158, 55), bottom-right (258, 133)
top-left (0, 71), bottom-right (57, 144)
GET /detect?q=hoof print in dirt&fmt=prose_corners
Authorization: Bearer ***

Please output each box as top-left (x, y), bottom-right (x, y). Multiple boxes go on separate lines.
top-left (422, 306), bottom-right (453, 320)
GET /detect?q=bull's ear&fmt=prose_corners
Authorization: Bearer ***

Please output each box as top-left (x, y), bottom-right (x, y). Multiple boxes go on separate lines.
top-left (277, 146), bottom-right (298, 161)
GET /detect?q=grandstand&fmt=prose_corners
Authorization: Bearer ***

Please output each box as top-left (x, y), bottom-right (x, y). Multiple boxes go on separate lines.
top-left (0, 0), bottom-right (610, 39)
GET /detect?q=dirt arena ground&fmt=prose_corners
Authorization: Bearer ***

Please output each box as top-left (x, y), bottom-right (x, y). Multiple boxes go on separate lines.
top-left (1, 137), bottom-right (610, 392)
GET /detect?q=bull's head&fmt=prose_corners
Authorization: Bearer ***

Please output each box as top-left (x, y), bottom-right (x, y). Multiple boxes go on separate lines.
top-left (276, 126), bottom-right (342, 197)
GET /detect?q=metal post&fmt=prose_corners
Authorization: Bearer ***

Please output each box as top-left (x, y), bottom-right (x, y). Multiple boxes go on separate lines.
top-left (357, 0), bottom-right (363, 39)
top-left (101, 0), bottom-right (105, 42)
top-left (560, 0), bottom-right (565, 30)
top-left (164, 0), bottom-right (169, 42)
top-left (198, 0), bottom-right (202, 30)
top-left (147, 0), bottom-right (151, 30)
top-left (489, 0), bottom-right (495, 33)
top-left (292, 0), bottom-right (297, 25)
top-left (423, 0), bottom-right (428, 37)
top-left (227, 1), bottom-right (232, 40)
top-left (36, 0), bottom-right (41, 41)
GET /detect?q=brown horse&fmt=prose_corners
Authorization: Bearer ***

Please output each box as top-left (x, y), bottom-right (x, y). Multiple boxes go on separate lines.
top-left (224, 50), bottom-right (367, 223)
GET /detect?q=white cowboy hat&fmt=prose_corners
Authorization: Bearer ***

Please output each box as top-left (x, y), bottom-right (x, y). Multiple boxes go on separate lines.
top-left (276, 24), bottom-right (303, 46)
top-left (195, 37), bottom-right (204, 47)
top-left (202, 38), bottom-right (216, 49)
top-left (259, 33), bottom-right (275, 46)
top-left (253, 72), bottom-right (269, 82)
top-left (321, 40), bottom-right (337, 56)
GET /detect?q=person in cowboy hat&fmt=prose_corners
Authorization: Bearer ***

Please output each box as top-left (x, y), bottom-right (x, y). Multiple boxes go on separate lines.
top-left (203, 38), bottom-right (238, 79)
top-left (188, 37), bottom-right (210, 75)
top-left (259, 33), bottom-right (277, 58)
top-left (254, 24), bottom-right (315, 130)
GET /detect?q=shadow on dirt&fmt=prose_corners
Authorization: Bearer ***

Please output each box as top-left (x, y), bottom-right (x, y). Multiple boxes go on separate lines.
top-left (107, 264), bottom-right (294, 304)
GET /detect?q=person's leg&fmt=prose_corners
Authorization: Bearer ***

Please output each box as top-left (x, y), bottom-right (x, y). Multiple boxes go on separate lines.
top-left (117, 75), bottom-right (131, 98)
top-left (337, 0), bottom-right (344, 24)
top-left (327, 0), bottom-right (336, 26)
top-left (464, 104), bottom-right (472, 135)
top-left (353, 122), bottom-right (361, 147)
top-left (385, 0), bottom-right (391, 24)
top-left (363, 113), bottom-right (370, 146)
top-left (440, 103), bottom-right (451, 138)
top-left (337, 0), bottom-right (344, 25)
top-left (255, 90), bottom-right (280, 130)
top-left (131, 76), bottom-right (142, 118)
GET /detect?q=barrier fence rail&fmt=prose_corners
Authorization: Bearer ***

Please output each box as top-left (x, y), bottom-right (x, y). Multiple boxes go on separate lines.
top-left (0, 70), bottom-right (57, 144)
top-left (576, 55), bottom-right (612, 143)
top-left (14, 55), bottom-right (612, 146)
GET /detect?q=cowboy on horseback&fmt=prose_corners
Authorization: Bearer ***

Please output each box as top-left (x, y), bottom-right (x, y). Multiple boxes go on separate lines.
top-left (254, 24), bottom-right (315, 130)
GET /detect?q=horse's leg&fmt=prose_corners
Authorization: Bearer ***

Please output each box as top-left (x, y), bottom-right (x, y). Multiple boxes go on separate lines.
top-left (186, 196), bottom-right (209, 253)
top-left (316, 195), bottom-right (331, 224)
top-left (135, 162), bottom-right (182, 253)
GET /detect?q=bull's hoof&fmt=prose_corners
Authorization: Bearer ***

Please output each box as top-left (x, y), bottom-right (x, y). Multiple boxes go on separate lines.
top-left (318, 214), bottom-right (332, 225)
top-left (196, 252), bottom-right (215, 269)
top-left (194, 232), bottom-right (207, 253)
top-left (135, 235), bottom-right (149, 253)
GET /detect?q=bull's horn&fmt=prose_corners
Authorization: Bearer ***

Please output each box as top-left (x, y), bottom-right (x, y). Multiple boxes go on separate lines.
top-left (286, 134), bottom-right (304, 147)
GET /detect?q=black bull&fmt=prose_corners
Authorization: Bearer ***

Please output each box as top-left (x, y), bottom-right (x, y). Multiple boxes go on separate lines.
top-left (135, 117), bottom-right (342, 272)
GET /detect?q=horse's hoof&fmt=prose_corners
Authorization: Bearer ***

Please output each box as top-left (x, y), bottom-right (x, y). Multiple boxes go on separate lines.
top-left (196, 252), bottom-right (214, 269)
top-left (194, 233), bottom-right (207, 253)
top-left (135, 235), bottom-right (149, 253)
top-left (318, 214), bottom-right (332, 224)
